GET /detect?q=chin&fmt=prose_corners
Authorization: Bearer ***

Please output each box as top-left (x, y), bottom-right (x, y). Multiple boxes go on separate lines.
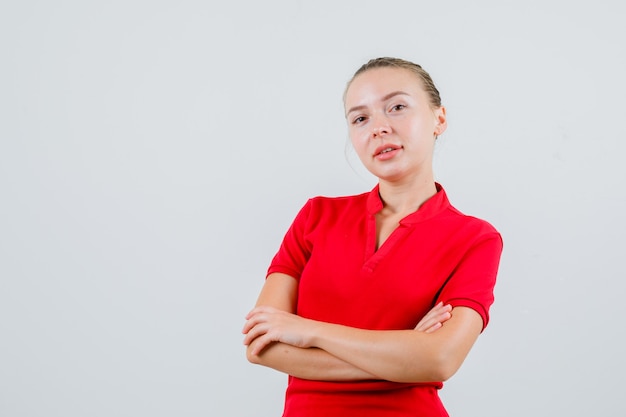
top-left (372, 170), bottom-right (407, 183)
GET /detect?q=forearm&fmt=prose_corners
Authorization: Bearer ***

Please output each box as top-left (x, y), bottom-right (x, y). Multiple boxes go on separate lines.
top-left (247, 340), bottom-right (379, 381)
top-left (244, 273), bottom-right (377, 381)
top-left (243, 275), bottom-right (475, 383)
top-left (310, 326), bottom-right (444, 382)
top-left (308, 307), bottom-right (482, 383)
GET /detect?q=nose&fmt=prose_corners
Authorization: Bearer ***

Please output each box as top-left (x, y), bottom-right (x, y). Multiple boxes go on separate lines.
top-left (370, 114), bottom-right (391, 138)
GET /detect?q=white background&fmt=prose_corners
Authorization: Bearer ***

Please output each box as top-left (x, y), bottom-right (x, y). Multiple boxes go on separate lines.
top-left (1, 1), bottom-right (625, 416)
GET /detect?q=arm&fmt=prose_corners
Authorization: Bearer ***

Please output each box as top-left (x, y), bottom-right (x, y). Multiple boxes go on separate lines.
top-left (244, 305), bottom-right (481, 383)
top-left (244, 273), bottom-right (377, 381)
top-left (295, 230), bottom-right (500, 382)
top-left (309, 306), bottom-right (482, 382)
top-left (244, 273), bottom-right (453, 381)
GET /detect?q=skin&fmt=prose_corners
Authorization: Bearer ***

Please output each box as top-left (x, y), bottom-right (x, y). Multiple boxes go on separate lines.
top-left (244, 273), bottom-right (453, 381)
top-left (243, 67), bottom-right (484, 383)
top-left (345, 66), bottom-right (448, 246)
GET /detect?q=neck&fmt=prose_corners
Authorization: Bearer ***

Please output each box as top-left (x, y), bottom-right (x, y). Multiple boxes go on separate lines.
top-left (377, 174), bottom-right (437, 215)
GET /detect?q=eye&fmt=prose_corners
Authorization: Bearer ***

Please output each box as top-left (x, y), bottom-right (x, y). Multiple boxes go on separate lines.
top-left (390, 104), bottom-right (406, 112)
top-left (352, 115), bottom-right (367, 125)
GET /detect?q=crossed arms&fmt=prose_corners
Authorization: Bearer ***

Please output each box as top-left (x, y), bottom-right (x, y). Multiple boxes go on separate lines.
top-left (243, 273), bottom-right (483, 383)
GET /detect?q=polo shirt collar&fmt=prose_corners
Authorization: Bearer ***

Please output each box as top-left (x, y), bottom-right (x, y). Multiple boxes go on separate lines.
top-left (366, 182), bottom-right (450, 224)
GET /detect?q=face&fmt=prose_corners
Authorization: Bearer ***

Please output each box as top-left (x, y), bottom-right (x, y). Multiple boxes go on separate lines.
top-left (344, 67), bottom-right (447, 183)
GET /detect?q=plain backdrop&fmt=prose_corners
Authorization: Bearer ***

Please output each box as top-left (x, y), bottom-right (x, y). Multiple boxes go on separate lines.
top-left (1, 1), bottom-right (625, 416)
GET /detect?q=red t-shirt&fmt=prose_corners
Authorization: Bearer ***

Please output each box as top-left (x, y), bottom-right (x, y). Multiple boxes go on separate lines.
top-left (267, 184), bottom-right (503, 417)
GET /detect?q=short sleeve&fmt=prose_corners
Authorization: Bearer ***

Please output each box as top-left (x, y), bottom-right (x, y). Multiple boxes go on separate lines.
top-left (266, 200), bottom-right (314, 280)
top-left (437, 232), bottom-right (503, 330)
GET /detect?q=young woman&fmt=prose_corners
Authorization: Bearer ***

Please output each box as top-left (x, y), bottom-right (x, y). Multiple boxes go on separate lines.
top-left (243, 57), bottom-right (503, 416)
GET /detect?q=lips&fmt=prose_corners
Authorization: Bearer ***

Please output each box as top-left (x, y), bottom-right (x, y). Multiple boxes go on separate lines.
top-left (374, 144), bottom-right (401, 157)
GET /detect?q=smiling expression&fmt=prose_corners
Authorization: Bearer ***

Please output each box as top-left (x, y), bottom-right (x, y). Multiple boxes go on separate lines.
top-left (344, 67), bottom-right (447, 184)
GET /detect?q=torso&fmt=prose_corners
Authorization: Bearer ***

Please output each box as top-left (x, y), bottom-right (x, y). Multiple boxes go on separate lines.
top-left (267, 184), bottom-right (502, 417)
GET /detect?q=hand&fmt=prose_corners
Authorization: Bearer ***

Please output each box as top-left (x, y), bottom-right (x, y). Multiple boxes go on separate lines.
top-left (414, 302), bottom-right (452, 333)
top-left (243, 306), bottom-right (317, 355)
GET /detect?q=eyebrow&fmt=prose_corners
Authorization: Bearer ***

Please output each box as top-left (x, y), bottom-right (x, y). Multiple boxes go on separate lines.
top-left (345, 91), bottom-right (410, 117)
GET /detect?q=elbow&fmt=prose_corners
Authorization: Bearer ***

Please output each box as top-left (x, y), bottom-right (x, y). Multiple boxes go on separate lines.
top-left (430, 363), bottom-right (459, 382)
top-left (403, 349), bottom-right (461, 383)
top-left (427, 350), bottom-right (463, 382)
top-left (246, 345), bottom-right (262, 365)
top-left (246, 340), bottom-right (279, 366)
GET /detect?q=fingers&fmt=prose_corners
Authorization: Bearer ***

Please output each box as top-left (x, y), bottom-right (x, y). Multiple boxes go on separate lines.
top-left (242, 309), bottom-right (279, 355)
top-left (242, 306), bottom-right (312, 353)
top-left (242, 320), bottom-right (269, 346)
top-left (424, 322), bottom-right (442, 334)
top-left (242, 307), bottom-right (274, 341)
top-left (246, 331), bottom-right (275, 355)
top-left (242, 305), bottom-right (278, 334)
top-left (246, 338), bottom-right (272, 358)
top-left (242, 306), bottom-right (297, 353)
top-left (414, 302), bottom-right (452, 333)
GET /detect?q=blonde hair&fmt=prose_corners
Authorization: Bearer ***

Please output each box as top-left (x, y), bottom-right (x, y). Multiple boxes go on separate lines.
top-left (345, 57), bottom-right (442, 108)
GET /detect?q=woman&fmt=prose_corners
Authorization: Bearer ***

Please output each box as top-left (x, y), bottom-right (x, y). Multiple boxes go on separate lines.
top-left (242, 57), bottom-right (503, 416)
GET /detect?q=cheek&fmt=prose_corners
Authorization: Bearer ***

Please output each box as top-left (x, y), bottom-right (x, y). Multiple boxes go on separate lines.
top-left (347, 130), bottom-right (362, 148)
top-left (349, 136), bottom-right (369, 159)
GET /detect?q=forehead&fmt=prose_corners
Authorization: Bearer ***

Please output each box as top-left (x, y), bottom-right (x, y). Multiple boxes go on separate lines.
top-left (345, 67), bottom-right (426, 107)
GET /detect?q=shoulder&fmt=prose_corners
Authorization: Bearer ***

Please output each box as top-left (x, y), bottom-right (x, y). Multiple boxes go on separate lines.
top-left (436, 186), bottom-right (502, 246)
top-left (446, 210), bottom-right (503, 256)
top-left (449, 206), bottom-right (499, 234)
top-left (304, 189), bottom-right (371, 213)
top-left (286, 189), bottom-right (371, 229)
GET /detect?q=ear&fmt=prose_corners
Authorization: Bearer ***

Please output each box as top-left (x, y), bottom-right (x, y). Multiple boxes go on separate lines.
top-left (433, 106), bottom-right (447, 136)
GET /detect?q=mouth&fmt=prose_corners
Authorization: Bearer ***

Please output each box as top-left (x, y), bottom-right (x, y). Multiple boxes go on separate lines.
top-left (374, 144), bottom-right (401, 157)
